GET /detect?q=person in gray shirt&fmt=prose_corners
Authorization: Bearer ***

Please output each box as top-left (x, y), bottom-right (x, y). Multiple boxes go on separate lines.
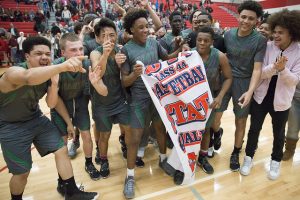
top-left (217, 0), bottom-right (267, 172)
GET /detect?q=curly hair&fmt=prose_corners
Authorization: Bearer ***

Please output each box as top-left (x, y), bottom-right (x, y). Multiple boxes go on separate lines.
top-left (238, 0), bottom-right (263, 18)
top-left (123, 9), bottom-right (148, 35)
top-left (23, 36), bottom-right (51, 54)
top-left (268, 9), bottom-right (300, 42)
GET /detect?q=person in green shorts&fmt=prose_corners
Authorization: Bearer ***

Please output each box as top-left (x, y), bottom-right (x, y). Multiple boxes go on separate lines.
top-left (121, 8), bottom-right (183, 199)
top-left (51, 33), bottom-right (107, 185)
top-left (90, 18), bottom-right (131, 178)
top-left (0, 36), bottom-right (98, 200)
top-left (219, 0), bottom-right (267, 171)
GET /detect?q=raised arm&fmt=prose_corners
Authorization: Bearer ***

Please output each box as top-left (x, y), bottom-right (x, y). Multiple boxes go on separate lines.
top-left (0, 55), bottom-right (87, 93)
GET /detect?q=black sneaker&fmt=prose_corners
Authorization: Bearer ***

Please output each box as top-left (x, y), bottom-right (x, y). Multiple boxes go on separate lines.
top-left (65, 190), bottom-right (99, 200)
top-left (159, 158), bottom-right (176, 177)
top-left (135, 157), bottom-right (145, 168)
top-left (173, 170), bottom-right (184, 185)
top-left (230, 153), bottom-right (240, 172)
top-left (100, 160), bottom-right (110, 178)
top-left (214, 128), bottom-right (223, 150)
top-left (197, 155), bottom-right (214, 174)
top-left (95, 147), bottom-right (101, 165)
top-left (85, 163), bottom-right (101, 180)
top-left (57, 182), bottom-right (65, 196)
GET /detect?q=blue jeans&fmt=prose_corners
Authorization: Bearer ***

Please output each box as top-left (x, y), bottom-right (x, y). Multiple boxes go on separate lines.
top-left (286, 97), bottom-right (300, 140)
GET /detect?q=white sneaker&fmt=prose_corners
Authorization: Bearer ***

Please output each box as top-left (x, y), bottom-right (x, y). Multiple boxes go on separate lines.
top-left (207, 147), bottom-right (214, 158)
top-left (240, 156), bottom-right (253, 176)
top-left (268, 160), bottom-right (280, 180)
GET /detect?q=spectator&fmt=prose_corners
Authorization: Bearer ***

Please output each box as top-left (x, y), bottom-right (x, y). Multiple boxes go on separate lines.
top-left (7, 23), bottom-right (19, 38)
top-left (17, 32), bottom-right (26, 62)
top-left (62, 6), bottom-right (72, 25)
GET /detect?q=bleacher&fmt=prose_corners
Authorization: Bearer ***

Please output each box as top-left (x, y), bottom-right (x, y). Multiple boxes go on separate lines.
top-left (0, 0), bottom-right (38, 36)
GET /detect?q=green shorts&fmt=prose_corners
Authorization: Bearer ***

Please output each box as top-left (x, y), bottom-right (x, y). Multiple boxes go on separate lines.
top-left (218, 77), bottom-right (251, 118)
top-left (51, 95), bottom-right (90, 136)
top-left (0, 116), bottom-right (64, 175)
top-left (130, 98), bottom-right (161, 129)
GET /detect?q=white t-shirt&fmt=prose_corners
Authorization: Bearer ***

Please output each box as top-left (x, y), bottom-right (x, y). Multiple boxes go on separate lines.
top-left (17, 36), bottom-right (26, 50)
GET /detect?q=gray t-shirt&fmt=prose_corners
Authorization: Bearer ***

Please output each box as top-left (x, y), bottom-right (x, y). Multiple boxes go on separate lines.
top-left (159, 32), bottom-right (181, 54)
top-left (224, 28), bottom-right (267, 78)
top-left (121, 38), bottom-right (168, 103)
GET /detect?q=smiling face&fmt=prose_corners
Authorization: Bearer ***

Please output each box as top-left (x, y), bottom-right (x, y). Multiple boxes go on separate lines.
top-left (273, 25), bottom-right (292, 50)
top-left (257, 22), bottom-right (271, 39)
top-left (61, 40), bottom-right (84, 59)
top-left (131, 17), bottom-right (149, 44)
top-left (25, 45), bottom-right (51, 68)
top-left (196, 32), bottom-right (213, 55)
top-left (197, 14), bottom-right (212, 29)
top-left (238, 10), bottom-right (258, 35)
top-left (98, 27), bottom-right (117, 45)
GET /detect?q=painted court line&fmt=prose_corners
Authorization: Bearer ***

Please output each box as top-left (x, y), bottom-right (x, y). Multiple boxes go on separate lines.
top-left (135, 157), bottom-right (270, 200)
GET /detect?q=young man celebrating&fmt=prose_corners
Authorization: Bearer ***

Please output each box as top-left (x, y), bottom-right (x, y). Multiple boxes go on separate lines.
top-left (90, 18), bottom-right (130, 178)
top-left (0, 36), bottom-right (98, 200)
top-left (219, 0), bottom-right (267, 171)
top-left (51, 33), bottom-right (107, 184)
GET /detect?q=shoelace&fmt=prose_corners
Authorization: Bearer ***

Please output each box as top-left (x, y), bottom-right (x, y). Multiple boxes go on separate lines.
top-left (270, 163), bottom-right (279, 171)
top-left (127, 179), bottom-right (134, 191)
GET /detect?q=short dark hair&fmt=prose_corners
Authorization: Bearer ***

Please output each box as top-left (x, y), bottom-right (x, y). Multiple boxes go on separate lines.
top-left (94, 17), bottom-right (116, 36)
top-left (23, 36), bottom-right (51, 54)
top-left (169, 11), bottom-right (182, 22)
top-left (59, 33), bottom-right (80, 50)
top-left (123, 9), bottom-right (148, 34)
top-left (74, 22), bottom-right (84, 34)
top-left (189, 10), bottom-right (201, 23)
top-left (268, 9), bottom-right (300, 42)
top-left (238, 0), bottom-right (263, 18)
top-left (198, 12), bottom-right (213, 22)
top-left (197, 26), bottom-right (215, 39)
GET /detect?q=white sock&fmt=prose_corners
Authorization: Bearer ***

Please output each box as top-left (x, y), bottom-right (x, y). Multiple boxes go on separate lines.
top-left (127, 168), bottom-right (134, 177)
top-left (137, 147), bottom-right (145, 158)
top-left (160, 154), bottom-right (167, 162)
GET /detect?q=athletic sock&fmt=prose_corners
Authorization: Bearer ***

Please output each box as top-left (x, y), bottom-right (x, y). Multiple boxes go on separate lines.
top-left (85, 157), bottom-right (93, 165)
top-left (64, 176), bottom-right (80, 195)
top-left (127, 168), bottom-right (134, 177)
top-left (232, 146), bottom-right (241, 155)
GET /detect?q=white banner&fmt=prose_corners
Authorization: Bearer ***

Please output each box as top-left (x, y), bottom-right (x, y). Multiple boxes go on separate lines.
top-left (141, 51), bottom-right (213, 184)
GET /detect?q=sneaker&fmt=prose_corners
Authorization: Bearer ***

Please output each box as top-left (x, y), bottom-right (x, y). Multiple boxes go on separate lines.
top-left (135, 157), bottom-right (145, 168)
top-left (123, 176), bottom-right (135, 199)
top-left (95, 147), bottom-right (101, 165)
top-left (159, 158), bottom-right (176, 177)
top-left (65, 190), bottom-right (99, 200)
top-left (230, 153), bottom-right (240, 172)
top-left (100, 160), bottom-right (110, 178)
top-left (173, 170), bottom-right (184, 185)
top-left (240, 156), bottom-right (253, 176)
top-left (207, 147), bottom-right (215, 158)
top-left (214, 128), bottom-right (223, 150)
top-left (197, 155), bottom-right (214, 174)
top-left (57, 182), bottom-right (65, 196)
top-left (85, 163), bottom-right (101, 181)
top-left (268, 160), bottom-right (281, 180)
top-left (68, 142), bottom-right (77, 159)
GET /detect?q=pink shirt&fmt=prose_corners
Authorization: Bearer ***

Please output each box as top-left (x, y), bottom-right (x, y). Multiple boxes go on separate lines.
top-left (253, 41), bottom-right (300, 111)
